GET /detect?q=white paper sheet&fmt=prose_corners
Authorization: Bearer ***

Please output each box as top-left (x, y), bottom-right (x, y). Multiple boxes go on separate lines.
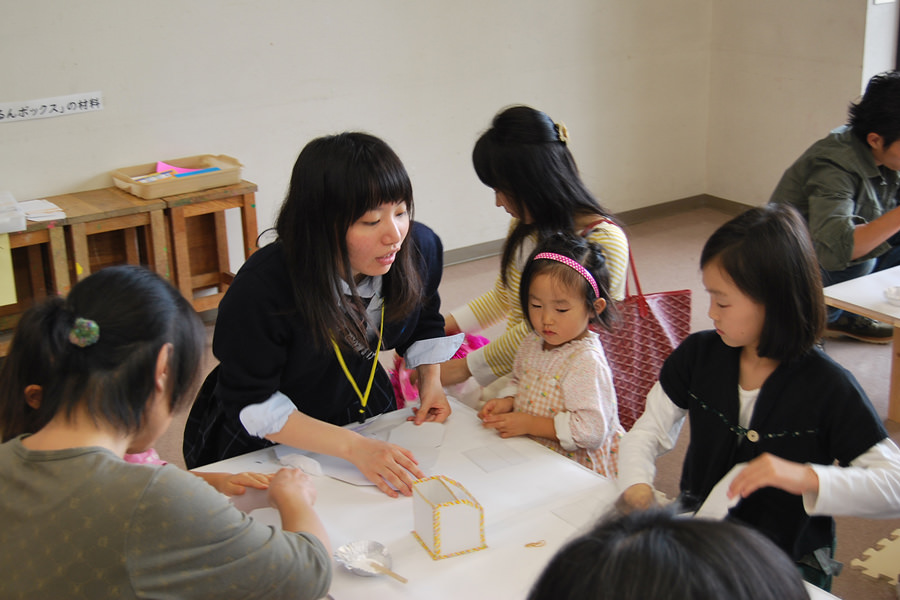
top-left (694, 462), bottom-right (746, 519)
top-left (463, 443), bottom-right (527, 472)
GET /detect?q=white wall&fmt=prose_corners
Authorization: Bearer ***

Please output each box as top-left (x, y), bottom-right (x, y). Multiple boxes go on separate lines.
top-left (1, 0), bottom-right (893, 269)
top-left (706, 0), bottom-right (868, 206)
top-left (0, 0), bottom-right (710, 266)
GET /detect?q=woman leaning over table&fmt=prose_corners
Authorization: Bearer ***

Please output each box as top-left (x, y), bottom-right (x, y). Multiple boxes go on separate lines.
top-left (440, 105), bottom-right (629, 393)
top-left (183, 132), bottom-right (462, 498)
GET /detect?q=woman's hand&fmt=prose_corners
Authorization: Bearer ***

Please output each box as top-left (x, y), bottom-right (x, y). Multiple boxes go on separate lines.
top-left (727, 453), bottom-right (819, 500)
top-left (196, 471), bottom-right (273, 496)
top-left (409, 363), bottom-right (451, 424)
top-left (615, 483), bottom-right (658, 514)
top-left (347, 436), bottom-right (425, 498)
top-left (267, 467), bottom-right (331, 553)
top-left (268, 467), bottom-right (318, 509)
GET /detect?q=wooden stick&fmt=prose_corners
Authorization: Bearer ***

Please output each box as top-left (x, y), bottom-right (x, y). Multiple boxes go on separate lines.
top-left (370, 562), bottom-right (408, 584)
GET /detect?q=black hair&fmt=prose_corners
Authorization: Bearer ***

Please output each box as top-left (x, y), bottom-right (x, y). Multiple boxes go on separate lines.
top-left (0, 299), bottom-right (67, 440)
top-left (519, 232), bottom-right (616, 332)
top-left (848, 70), bottom-right (900, 148)
top-left (472, 105), bottom-right (617, 287)
top-left (528, 508), bottom-right (809, 600)
top-left (0, 265), bottom-right (205, 438)
top-left (274, 132), bottom-right (423, 351)
top-left (700, 203), bottom-right (824, 361)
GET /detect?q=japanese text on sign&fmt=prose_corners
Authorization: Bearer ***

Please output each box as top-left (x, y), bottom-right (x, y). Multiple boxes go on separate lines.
top-left (0, 91), bottom-right (103, 123)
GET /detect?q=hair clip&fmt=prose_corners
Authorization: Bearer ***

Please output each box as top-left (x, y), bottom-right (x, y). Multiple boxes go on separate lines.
top-left (555, 122), bottom-right (569, 144)
top-left (69, 317), bottom-right (100, 348)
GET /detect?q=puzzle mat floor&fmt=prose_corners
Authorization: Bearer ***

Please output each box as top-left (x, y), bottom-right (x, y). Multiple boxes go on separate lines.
top-left (851, 528), bottom-right (900, 591)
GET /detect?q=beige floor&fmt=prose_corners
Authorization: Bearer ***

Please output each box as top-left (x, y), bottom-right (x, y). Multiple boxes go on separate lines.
top-left (157, 205), bottom-right (899, 599)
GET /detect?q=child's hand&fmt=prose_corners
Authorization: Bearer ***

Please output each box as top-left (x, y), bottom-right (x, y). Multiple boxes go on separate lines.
top-left (481, 410), bottom-right (533, 438)
top-left (477, 396), bottom-right (515, 420)
top-left (727, 453), bottom-right (819, 500)
top-left (196, 471), bottom-right (273, 496)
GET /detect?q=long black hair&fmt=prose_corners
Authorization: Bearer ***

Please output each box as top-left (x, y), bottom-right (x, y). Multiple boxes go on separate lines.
top-left (274, 132), bottom-right (423, 351)
top-left (473, 105), bottom-right (616, 286)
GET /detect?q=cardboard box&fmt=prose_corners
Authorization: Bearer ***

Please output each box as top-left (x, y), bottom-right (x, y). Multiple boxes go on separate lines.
top-left (112, 154), bottom-right (242, 199)
top-left (412, 476), bottom-right (486, 560)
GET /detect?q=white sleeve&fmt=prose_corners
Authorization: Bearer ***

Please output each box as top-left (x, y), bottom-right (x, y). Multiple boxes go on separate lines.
top-left (617, 382), bottom-right (687, 493)
top-left (554, 412), bottom-right (577, 452)
top-left (803, 437), bottom-right (900, 518)
top-left (238, 391), bottom-right (296, 438)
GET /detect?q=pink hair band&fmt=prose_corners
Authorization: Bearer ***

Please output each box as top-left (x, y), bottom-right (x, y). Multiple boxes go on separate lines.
top-left (533, 252), bottom-right (599, 298)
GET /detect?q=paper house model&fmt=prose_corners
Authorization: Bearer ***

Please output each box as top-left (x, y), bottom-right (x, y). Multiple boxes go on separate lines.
top-left (411, 475), bottom-right (486, 560)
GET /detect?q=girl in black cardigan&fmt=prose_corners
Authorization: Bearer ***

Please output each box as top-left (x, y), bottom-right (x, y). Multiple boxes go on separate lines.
top-left (616, 204), bottom-right (900, 590)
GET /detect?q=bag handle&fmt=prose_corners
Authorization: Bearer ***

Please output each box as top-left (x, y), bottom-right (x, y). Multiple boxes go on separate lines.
top-left (580, 218), bottom-right (650, 317)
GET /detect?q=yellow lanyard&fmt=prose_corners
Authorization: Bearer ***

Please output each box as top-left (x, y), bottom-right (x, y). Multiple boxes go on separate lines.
top-left (331, 304), bottom-right (385, 421)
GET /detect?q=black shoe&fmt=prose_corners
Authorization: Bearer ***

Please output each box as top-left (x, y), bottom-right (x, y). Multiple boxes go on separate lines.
top-left (825, 313), bottom-right (893, 344)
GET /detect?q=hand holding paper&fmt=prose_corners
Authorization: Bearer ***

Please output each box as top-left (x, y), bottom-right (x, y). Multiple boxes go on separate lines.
top-left (727, 452), bottom-right (819, 499)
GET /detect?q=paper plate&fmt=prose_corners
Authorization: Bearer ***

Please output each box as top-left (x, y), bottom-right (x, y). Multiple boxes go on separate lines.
top-left (334, 540), bottom-right (393, 577)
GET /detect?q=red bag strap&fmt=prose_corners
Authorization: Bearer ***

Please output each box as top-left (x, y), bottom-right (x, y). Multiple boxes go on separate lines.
top-left (580, 217), bottom-right (649, 316)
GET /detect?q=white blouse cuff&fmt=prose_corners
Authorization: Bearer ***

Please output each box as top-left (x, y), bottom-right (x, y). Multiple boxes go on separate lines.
top-left (239, 391), bottom-right (295, 438)
top-left (466, 346), bottom-right (499, 387)
top-left (554, 412), bottom-right (577, 451)
top-left (403, 333), bottom-right (465, 368)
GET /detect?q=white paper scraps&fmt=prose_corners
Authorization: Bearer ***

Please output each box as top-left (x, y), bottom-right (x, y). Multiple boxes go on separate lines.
top-left (694, 462), bottom-right (746, 520)
top-left (277, 453), bottom-right (323, 476)
top-left (388, 421), bottom-right (444, 473)
top-left (463, 443), bottom-right (527, 472)
top-left (18, 199), bottom-right (65, 221)
top-left (272, 445), bottom-right (372, 486)
top-left (388, 421), bottom-right (445, 448)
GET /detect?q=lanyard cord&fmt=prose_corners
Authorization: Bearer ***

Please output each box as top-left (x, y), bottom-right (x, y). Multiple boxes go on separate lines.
top-left (331, 303), bottom-right (385, 420)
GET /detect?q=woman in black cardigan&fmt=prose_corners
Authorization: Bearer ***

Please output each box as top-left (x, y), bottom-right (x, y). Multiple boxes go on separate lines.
top-left (184, 133), bottom-right (460, 498)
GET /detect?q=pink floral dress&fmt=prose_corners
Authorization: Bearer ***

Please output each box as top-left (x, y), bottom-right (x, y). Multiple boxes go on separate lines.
top-left (507, 331), bottom-right (623, 477)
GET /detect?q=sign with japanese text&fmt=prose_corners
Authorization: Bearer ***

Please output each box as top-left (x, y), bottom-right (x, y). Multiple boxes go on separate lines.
top-left (0, 91), bottom-right (103, 123)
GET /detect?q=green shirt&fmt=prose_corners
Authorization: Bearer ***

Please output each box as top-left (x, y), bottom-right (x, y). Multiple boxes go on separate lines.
top-left (770, 125), bottom-right (900, 271)
top-left (0, 437), bottom-right (332, 599)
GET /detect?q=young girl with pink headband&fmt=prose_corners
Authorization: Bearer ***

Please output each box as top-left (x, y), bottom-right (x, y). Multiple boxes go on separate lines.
top-left (478, 233), bottom-right (623, 476)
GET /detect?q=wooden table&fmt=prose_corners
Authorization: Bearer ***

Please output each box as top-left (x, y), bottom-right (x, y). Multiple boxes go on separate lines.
top-left (824, 265), bottom-right (900, 422)
top-left (162, 181), bottom-right (258, 312)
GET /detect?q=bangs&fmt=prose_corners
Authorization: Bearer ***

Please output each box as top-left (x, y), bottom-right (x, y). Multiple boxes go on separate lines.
top-left (362, 158), bottom-right (413, 212)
